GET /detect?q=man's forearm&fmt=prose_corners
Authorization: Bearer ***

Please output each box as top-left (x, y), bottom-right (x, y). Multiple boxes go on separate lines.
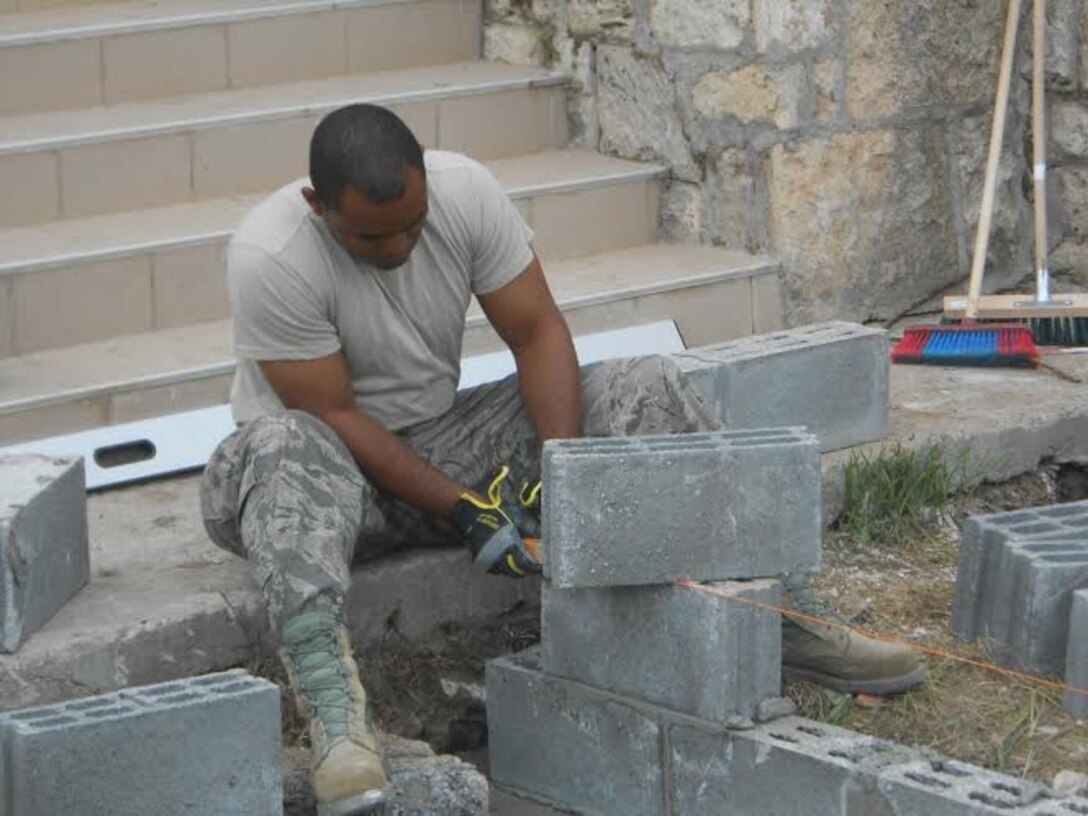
top-left (512, 318), bottom-right (582, 441)
top-left (318, 407), bottom-right (464, 515)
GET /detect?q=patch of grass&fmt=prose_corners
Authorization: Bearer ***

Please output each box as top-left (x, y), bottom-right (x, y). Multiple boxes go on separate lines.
top-left (836, 443), bottom-right (987, 548)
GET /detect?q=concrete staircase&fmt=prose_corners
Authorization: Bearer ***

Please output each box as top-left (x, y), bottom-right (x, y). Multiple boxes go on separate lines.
top-left (0, 0), bottom-right (783, 445)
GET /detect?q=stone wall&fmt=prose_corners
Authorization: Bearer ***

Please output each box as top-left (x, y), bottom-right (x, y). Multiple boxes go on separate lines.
top-left (484, 0), bottom-right (1088, 325)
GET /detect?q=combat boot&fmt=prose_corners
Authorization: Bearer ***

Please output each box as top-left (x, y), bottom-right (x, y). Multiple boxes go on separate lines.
top-left (280, 609), bottom-right (389, 815)
top-left (780, 574), bottom-right (926, 695)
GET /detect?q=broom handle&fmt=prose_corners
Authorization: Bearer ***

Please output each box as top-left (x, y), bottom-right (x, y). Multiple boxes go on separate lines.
top-left (1033, 0), bottom-right (1050, 302)
top-left (967, 0), bottom-right (1022, 320)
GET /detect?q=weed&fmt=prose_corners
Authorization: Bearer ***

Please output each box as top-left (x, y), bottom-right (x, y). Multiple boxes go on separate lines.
top-left (836, 443), bottom-right (987, 548)
top-left (534, 24), bottom-right (560, 65)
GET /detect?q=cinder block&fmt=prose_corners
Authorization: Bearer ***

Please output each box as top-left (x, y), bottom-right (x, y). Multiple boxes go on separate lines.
top-left (977, 539), bottom-right (1088, 669)
top-left (486, 648), bottom-right (666, 816)
top-left (0, 455), bottom-right (89, 653)
top-left (0, 669), bottom-right (282, 816)
top-left (541, 429), bottom-right (821, 588)
top-left (541, 579), bottom-right (781, 722)
top-left (1008, 546), bottom-right (1088, 675)
top-left (951, 501), bottom-right (1088, 642)
top-left (487, 652), bottom-right (1088, 816)
top-left (1065, 589), bottom-right (1088, 720)
top-left (673, 321), bottom-right (889, 452)
top-left (667, 718), bottom-right (920, 816)
top-left (876, 759), bottom-right (1051, 814)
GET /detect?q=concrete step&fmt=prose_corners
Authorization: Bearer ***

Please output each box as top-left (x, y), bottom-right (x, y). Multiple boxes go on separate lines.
top-left (0, 150), bottom-right (665, 356)
top-left (0, 243), bottom-right (782, 443)
top-left (0, 0), bottom-right (480, 114)
top-left (2, 355), bottom-right (1085, 714)
top-left (0, 60), bottom-right (568, 228)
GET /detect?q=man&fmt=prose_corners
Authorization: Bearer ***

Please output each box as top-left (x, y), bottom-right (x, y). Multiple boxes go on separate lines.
top-left (200, 104), bottom-right (923, 815)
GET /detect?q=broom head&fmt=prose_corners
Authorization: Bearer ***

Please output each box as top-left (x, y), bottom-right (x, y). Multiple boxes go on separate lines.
top-left (891, 323), bottom-right (1039, 367)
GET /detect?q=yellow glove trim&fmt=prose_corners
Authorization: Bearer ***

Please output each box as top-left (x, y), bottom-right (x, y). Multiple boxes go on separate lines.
top-left (458, 465), bottom-right (512, 512)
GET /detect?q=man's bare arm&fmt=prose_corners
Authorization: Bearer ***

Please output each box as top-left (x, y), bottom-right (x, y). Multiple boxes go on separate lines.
top-left (259, 353), bottom-right (464, 514)
top-left (479, 254), bottom-right (582, 441)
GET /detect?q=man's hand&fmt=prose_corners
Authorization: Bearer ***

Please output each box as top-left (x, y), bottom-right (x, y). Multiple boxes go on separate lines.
top-left (515, 478), bottom-right (542, 538)
top-left (451, 466), bottom-right (542, 577)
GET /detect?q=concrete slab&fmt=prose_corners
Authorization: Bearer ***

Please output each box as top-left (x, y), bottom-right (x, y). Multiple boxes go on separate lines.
top-left (2, 358), bottom-right (1088, 712)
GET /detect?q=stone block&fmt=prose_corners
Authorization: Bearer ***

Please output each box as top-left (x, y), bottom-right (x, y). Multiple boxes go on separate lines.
top-left (541, 429), bottom-right (821, 589)
top-left (674, 322), bottom-right (889, 452)
top-left (541, 579), bottom-right (780, 722)
top-left (1052, 101), bottom-right (1088, 160)
top-left (1065, 589), bottom-right (1088, 720)
top-left (649, 0), bottom-right (749, 50)
top-left (0, 455), bottom-right (89, 653)
top-left (846, 0), bottom-right (1005, 119)
top-left (0, 670), bottom-right (282, 816)
top-left (597, 45), bottom-right (699, 181)
top-left (691, 64), bottom-right (806, 129)
top-left (754, 0), bottom-right (837, 53)
top-left (768, 128), bottom-right (957, 324)
top-left (951, 501), bottom-right (1088, 642)
top-left (486, 649), bottom-right (666, 816)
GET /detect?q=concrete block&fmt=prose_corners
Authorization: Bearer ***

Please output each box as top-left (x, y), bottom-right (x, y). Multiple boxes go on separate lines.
top-left (667, 717), bottom-right (919, 816)
top-left (541, 429), bottom-right (821, 588)
top-left (877, 760), bottom-right (1051, 814)
top-left (951, 501), bottom-right (1088, 641)
top-left (541, 579), bottom-right (781, 722)
top-left (1065, 589), bottom-right (1088, 719)
top-left (486, 648), bottom-right (666, 816)
top-left (0, 669), bottom-right (282, 816)
top-left (487, 654), bottom-right (1088, 816)
top-left (1008, 545), bottom-right (1088, 675)
top-left (0, 455), bottom-right (89, 653)
top-left (673, 321), bottom-right (889, 452)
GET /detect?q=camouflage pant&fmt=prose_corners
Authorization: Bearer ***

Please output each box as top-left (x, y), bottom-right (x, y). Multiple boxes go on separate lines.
top-left (199, 356), bottom-right (721, 631)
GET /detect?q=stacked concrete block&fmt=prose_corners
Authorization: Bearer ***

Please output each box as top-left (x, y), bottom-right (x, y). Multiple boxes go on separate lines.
top-left (952, 501), bottom-right (1088, 641)
top-left (0, 455), bottom-right (89, 653)
top-left (0, 669), bottom-right (282, 816)
top-left (1066, 589), bottom-right (1088, 719)
top-left (541, 428), bottom-right (821, 588)
top-left (488, 649), bottom-right (1088, 816)
top-left (673, 321), bottom-right (889, 452)
top-left (541, 579), bottom-right (781, 722)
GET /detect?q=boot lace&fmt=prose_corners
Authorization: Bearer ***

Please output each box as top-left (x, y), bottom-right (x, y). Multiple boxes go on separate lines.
top-left (284, 619), bottom-right (352, 740)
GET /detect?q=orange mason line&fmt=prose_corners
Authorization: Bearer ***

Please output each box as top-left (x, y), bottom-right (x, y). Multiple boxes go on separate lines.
top-left (672, 578), bottom-right (1088, 699)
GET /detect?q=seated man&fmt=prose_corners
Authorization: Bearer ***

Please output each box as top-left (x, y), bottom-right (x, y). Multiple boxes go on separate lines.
top-left (200, 104), bottom-right (923, 815)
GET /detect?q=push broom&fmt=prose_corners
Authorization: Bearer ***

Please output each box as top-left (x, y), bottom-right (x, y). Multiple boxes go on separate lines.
top-left (942, 0), bottom-right (1088, 346)
top-left (892, 0), bottom-right (1040, 367)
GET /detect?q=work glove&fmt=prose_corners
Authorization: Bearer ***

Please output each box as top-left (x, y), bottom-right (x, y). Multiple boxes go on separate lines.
top-left (450, 466), bottom-right (542, 577)
top-left (516, 478), bottom-right (542, 539)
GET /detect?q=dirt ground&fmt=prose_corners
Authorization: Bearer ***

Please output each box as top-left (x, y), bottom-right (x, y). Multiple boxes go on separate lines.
top-left (792, 464), bottom-right (1088, 783)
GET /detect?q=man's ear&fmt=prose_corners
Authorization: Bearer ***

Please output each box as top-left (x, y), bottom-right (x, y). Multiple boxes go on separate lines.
top-left (301, 186), bottom-right (325, 216)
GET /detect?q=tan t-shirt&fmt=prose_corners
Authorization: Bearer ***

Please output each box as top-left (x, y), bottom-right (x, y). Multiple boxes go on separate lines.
top-left (227, 150), bottom-right (534, 431)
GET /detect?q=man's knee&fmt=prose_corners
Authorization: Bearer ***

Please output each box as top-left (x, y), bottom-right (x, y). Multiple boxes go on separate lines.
top-left (582, 354), bottom-right (719, 436)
